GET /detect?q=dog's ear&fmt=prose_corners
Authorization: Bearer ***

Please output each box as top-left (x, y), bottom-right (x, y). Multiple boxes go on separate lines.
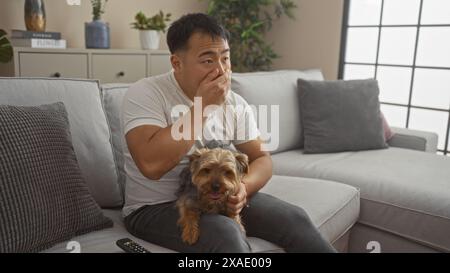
top-left (188, 149), bottom-right (202, 163)
top-left (188, 148), bottom-right (208, 172)
top-left (234, 152), bottom-right (249, 175)
top-left (188, 148), bottom-right (208, 163)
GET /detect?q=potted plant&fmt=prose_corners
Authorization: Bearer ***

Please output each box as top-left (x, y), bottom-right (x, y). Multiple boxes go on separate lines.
top-left (85, 0), bottom-right (110, 49)
top-left (131, 10), bottom-right (171, 50)
top-left (206, 0), bottom-right (297, 72)
top-left (0, 29), bottom-right (13, 63)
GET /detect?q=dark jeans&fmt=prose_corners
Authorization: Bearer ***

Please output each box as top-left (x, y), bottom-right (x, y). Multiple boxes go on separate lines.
top-left (124, 192), bottom-right (337, 253)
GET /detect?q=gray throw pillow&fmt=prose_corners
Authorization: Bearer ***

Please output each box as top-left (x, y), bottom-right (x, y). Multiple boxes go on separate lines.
top-left (0, 102), bottom-right (113, 253)
top-left (297, 78), bottom-right (388, 154)
top-left (101, 83), bottom-right (131, 195)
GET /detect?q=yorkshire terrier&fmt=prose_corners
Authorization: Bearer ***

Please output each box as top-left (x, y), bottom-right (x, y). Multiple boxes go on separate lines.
top-left (176, 148), bottom-right (249, 245)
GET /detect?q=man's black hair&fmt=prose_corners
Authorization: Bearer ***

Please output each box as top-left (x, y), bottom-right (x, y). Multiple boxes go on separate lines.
top-left (167, 13), bottom-right (230, 54)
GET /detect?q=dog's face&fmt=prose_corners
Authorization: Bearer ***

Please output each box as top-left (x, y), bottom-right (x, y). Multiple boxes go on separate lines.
top-left (189, 148), bottom-right (249, 204)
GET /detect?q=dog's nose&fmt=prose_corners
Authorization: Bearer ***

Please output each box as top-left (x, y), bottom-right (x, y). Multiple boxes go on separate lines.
top-left (211, 182), bottom-right (221, 192)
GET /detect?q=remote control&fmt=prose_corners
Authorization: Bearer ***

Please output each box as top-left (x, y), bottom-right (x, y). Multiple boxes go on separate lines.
top-left (116, 238), bottom-right (151, 253)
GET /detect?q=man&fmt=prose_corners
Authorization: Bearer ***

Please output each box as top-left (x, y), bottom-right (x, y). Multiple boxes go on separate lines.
top-left (122, 13), bottom-right (336, 253)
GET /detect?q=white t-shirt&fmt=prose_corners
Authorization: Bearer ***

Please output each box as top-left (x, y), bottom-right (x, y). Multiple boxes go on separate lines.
top-left (121, 71), bottom-right (259, 217)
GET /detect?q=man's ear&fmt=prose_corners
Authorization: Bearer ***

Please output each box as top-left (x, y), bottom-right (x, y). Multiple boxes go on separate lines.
top-left (170, 51), bottom-right (184, 72)
top-left (170, 54), bottom-right (182, 72)
top-left (234, 152), bottom-right (249, 175)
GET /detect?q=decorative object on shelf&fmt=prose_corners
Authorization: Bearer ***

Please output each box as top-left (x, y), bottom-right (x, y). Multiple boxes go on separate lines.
top-left (0, 29), bottom-right (13, 63)
top-left (11, 29), bottom-right (61, 40)
top-left (10, 28), bottom-right (65, 49)
top-left (206, 0), bottom-right (297, 72)
top-left (24, 0), bottom-right (46, 32)
top-left (10, 38), bottom-right (66, 49)
top-left (131, 10), bottom-right (171, 50)
top-left (9, 29), bottom-right (65, 49)
top-left (85, 0), bottom-right (110, 49)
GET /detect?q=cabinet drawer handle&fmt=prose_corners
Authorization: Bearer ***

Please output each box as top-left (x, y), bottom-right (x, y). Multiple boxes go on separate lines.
top-left (53, 72), bottom-right (61, 78)
top-left (117, 71), bottom-right (125, 77)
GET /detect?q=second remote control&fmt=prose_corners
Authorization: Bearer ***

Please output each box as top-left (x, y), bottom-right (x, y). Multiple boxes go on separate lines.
top-left (116, 238), bottom-right (151, 253)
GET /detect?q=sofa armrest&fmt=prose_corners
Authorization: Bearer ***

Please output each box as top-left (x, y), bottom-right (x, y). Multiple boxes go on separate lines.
top-left (387, 127), bottom-right (438, 153)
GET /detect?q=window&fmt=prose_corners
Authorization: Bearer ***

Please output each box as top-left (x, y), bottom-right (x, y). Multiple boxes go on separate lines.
top-left (339, 0), bottom-right (450, 154)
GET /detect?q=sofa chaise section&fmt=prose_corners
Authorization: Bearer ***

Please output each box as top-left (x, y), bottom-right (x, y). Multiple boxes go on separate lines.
top-left (271, 147), bottom-right (450, 252)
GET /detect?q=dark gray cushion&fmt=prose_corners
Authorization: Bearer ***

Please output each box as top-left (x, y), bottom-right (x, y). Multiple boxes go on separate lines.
top-left (0, 102), bottom-right (113, 253)
top-left (298, 79), bottom-right (387, 154)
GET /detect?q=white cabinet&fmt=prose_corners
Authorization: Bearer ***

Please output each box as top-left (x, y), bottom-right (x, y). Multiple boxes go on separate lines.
top-left (92, 54), bottom-right (147, 83)
top-left (18, 52), bottom-right (88, 78)
top-left (1, 47), bottom-right (171, 83)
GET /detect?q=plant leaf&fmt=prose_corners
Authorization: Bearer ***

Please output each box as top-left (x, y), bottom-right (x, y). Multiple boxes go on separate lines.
top-left (206, 0), bottom-right (297, 72)
top-left (0, 29), bottom-right (13, 63)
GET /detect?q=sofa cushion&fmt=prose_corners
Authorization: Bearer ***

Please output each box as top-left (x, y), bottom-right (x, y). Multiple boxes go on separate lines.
top-left (0, 78), bottom-right (121, 208)
top-left (0, 102), bottom-right (113, 252)
top-left (231, 70), bottom-right (324, 154)
top-left (101, 83), bottom-right (132, 191)
top-left (43, 175), bottom-right (360, 253)
top-left (297, 78), bottom-right (388, 154)
top-left (260, 175), bottom-right (360, 245)
top-left (271, 148), bottom-right (450, 251)
top-left (42, 209), bottom-right (175, 253)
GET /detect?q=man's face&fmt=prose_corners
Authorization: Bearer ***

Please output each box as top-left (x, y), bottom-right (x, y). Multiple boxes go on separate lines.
top-left (172, 32), bottom-right (231, 94)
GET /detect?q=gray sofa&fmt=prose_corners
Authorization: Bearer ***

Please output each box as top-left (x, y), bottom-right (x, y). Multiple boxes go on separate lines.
top-left (0, 69), bottom-right (448, 253)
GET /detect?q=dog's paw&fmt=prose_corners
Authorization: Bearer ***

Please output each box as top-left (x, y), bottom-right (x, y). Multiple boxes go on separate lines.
top-left (182, 225), bottom-right (199, 245)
